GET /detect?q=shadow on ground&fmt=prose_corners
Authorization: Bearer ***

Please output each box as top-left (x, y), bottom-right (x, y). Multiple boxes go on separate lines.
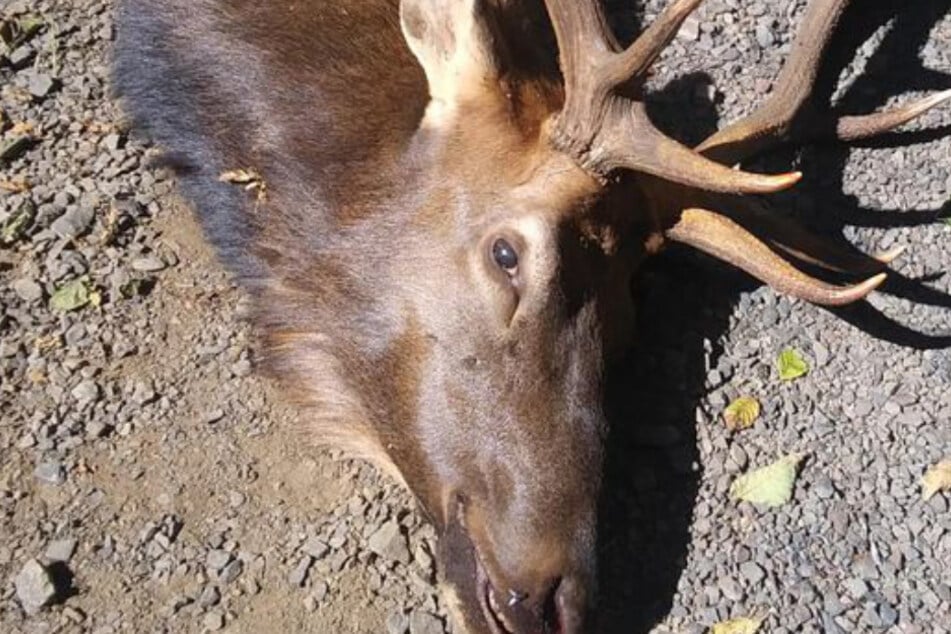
top-left (594, 3), bottom-right (951, 632)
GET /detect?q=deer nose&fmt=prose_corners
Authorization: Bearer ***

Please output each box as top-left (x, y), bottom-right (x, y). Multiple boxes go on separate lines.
top-left (490, 574), bottom-right (588, 634)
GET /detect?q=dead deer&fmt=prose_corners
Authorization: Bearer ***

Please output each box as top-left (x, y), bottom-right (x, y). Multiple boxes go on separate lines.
top-left (114, 0), bottom-right (949, 631)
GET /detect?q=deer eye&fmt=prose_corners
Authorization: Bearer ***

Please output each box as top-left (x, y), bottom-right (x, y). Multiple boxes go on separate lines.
top-left (491, 238), bottom-right (519, 276)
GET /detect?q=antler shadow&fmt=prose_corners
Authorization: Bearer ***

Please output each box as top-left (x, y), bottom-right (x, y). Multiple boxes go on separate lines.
top-left (598, 2), bottom-right (950, 633)
top-left (740, 0), bottom-right (951, 348)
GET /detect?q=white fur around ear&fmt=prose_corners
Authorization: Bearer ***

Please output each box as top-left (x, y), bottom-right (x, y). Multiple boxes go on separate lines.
top-left (400, 0), bottom-right (501, 111)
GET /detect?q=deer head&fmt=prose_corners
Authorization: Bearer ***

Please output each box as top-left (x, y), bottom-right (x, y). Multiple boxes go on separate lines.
top-left (116, 0), bottom-right (950, 632)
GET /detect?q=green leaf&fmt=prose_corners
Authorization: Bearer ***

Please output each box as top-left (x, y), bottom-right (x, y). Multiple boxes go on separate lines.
top-left (50, 277), bottom-right (94, 312)
top-left (710, 616), bottom-right (765, 634)
top-left (723, 396), bottom-right (761, 431)
top-left (730, 453), bottom-right (806, 508)
top-left (776, 348), bottom-right (809, 381)
top-left (0, 200), bottom-right (35, 244)
top-left (0, 14), bottom-right (44, 52)
top-left (0, 135), bottom-right (32, 162)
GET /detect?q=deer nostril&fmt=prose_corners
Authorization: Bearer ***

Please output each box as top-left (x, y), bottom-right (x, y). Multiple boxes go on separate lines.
top-left (545, 576), bottom-right (585, 634)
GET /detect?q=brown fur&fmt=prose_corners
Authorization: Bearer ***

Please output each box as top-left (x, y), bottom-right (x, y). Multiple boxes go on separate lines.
top-left (116, 1), bottom-right (655, 632)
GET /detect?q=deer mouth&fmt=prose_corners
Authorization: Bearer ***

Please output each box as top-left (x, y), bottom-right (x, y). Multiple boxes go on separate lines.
top-left (473, 538), bottom-right (566, 634)
top-left (474, 552), bottom-right (518, 634)
top-left (442, 498), bottom-right (563, 634)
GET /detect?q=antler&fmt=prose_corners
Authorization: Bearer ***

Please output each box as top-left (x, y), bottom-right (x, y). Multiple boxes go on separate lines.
top-left (545, 0), bottom-right (948, 306)
top-left (667, 208), bottom-right (887, 306)
top-left (543, 0), bottom-right (802, 194)
top-left (696, 0), bottom-right (951, 165)
top-left (672, 0), bottom-right (950, 305)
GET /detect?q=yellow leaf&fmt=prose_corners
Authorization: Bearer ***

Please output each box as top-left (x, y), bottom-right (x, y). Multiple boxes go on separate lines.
top-left (710, 616), bottom-right (764, 634)
top-left (10, 121), bottom-right (36, 136)
top-left (50, 277), bottom-right (94, 312)
top-left (723, 396), bottom-right (761, 431)
top-left (0, 176), bottom-right (31, 193)
top-left (921, 459), bottom-right (951, 501)
top-left (776, 347), bottom-right (809, 381)
top-left (730, 453), bottom-right (806, 508)
top-left (33, 335), bottom-right (61, 352)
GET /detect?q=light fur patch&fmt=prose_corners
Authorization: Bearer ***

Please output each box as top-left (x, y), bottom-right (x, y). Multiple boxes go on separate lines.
top-left (440, 581), bottom-right (478, 634)
top-left (400, 0), bottom-right (498, 107)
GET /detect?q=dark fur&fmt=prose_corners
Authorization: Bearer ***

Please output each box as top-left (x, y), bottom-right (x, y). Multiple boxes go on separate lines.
top-left (114, 0), bottom-right (427, 279)
top-left (114, 2), bottom-right (641, 632)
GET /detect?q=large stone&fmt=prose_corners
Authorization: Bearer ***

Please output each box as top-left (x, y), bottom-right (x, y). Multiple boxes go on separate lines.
top-left (50, 205), bottom-right (94, 239)
top-left (409, 612), bottom-right (444, 634)
top-left (368, 520), bottom-right (410, 565)
top-left (15, 559), bottom-right (58, 615)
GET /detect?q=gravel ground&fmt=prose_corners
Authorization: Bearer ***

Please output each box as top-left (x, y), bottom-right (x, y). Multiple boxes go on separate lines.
top-left (1, 0), bottom-right (949, 633)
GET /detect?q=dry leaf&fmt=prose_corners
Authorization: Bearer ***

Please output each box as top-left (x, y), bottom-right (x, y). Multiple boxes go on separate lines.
top-left (0, 176), bottom-right (31, 193)
top-left (723, 396), bottom-right (761, 431)
top-left (921, 459), bottom-right (951, 501)
top-left (730, 453), bottom-right (806, 508)
top-left (83, 120), bottom-right (118, 134)
top-left (710, 616), bottom-right (764, 634)
top-left (776, 347), bottom-right (809, 381)
top-left (0, 200), bottom-right (34, 244)
top-left (10, 121), bottom-right (35, 136)
top-left (33, 334), bottom-right (61, 352)
top-left (97, 203), bottom-right (120, 245)
top-left (219, 168), bottom-right (258, 184)
top-left (219, 168), bottom-right (267, 204)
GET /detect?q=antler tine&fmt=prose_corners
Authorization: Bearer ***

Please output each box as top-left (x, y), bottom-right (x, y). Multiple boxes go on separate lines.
top-left (697, 1), bottom-right (951, 164)
top-left (666, 208), bottom-right (887, 306)
top-left (836, 89), bottom-right (951, 142)
top-left (602, 104), bottom-right (803, 193)
top-left (695, 0), bottom-right (850, 164)
top-left (543, 0), bottom-right (802, 194)
top-left (603, 0), bottom-right (706, 87)
top-left (726, 196), bottom-right (905, 274)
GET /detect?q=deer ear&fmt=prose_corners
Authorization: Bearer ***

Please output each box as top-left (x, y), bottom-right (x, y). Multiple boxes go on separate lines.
top-left (400, 0), bottom-right (502, 109)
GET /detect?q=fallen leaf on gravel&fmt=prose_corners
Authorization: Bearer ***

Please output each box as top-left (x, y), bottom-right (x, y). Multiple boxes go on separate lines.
top-left (32, 334), bottom-right (61, 352)
top-left (723, 396), bottom-right (761, 431)
top-left (10, 121), bottom-right (36, 136)
top-left (776, 348), bottom-right (809, 381)
top-left (921, 459), bottom-right (951, 501)
top-left (730, 453), bottom-right (806, 508)
top-left (0, 14), bottom-right (44, 53)
top-left (1, 200), bottom-right (35, 244)
top-left (50, 277), bottom-right (98, 312)
top-left (0, 176), bottom-right (31, 193)
top-left (0, 135), bottom-right (32, 162)
top-left (710, 616), bottom-right (764, 634)
top-left (120, 278), bottom-right (147, 299)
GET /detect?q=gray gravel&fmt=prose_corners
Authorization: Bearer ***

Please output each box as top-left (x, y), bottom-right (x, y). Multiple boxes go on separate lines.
top-left (1, 0), bottom-right (949, 632)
